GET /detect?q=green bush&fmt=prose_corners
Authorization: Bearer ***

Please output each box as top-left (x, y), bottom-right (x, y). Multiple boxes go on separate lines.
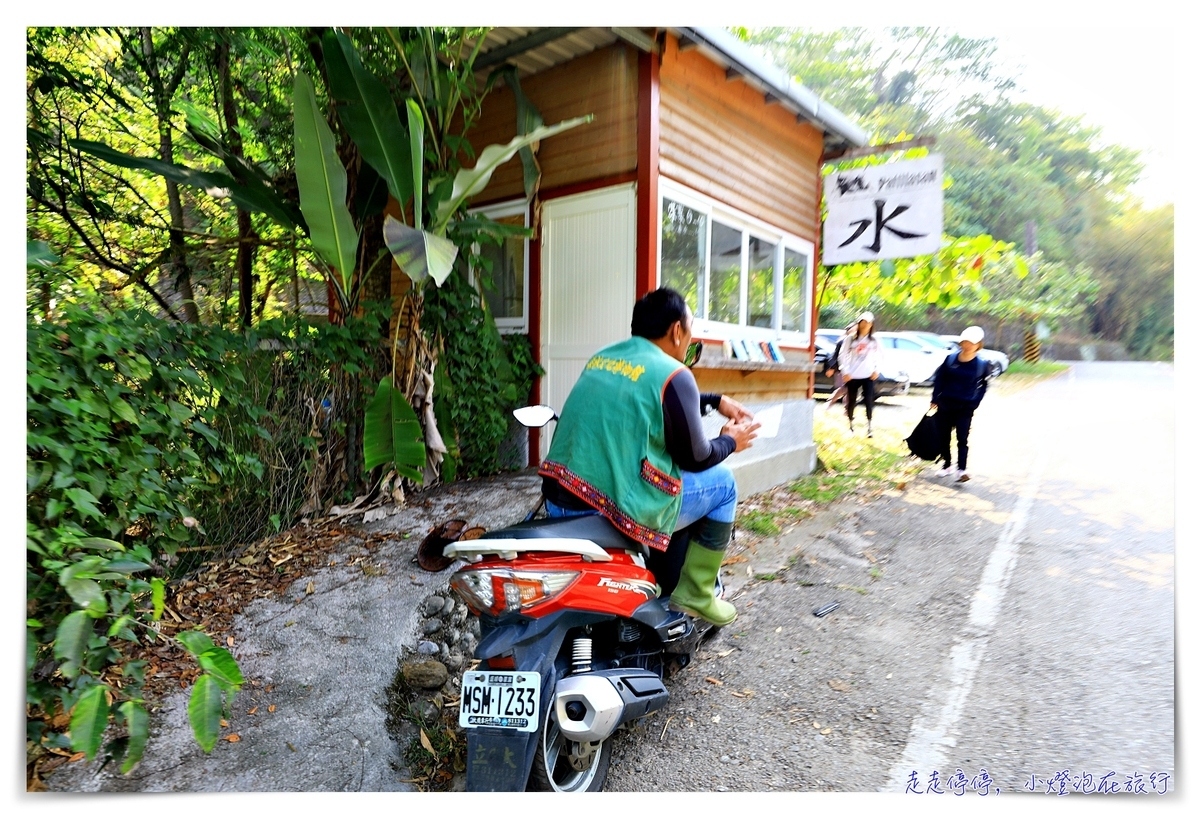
top-left (26, 304), bottom-right (383, 772)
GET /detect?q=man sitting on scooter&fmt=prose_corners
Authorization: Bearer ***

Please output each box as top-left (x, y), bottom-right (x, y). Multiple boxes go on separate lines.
top-left (538, 287), bottom-right (759, 626)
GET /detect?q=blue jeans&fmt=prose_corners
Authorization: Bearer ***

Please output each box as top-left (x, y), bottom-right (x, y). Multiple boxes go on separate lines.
top-left (545, 464), bottom-right (738, 530)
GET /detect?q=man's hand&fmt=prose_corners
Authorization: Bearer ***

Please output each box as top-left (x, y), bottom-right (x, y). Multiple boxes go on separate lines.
top-left (721, 418), bottom-right (760, 452)
top-left (929, 402), bottom-right (937, 411)
top-left (870, 371), bottom-right (879, 381)
top-left (718, 395), bottom-right (753, 422)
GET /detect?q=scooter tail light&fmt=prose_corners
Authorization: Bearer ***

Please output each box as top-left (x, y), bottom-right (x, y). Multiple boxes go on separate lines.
top-left (450, 568), bottom-right (579, 616)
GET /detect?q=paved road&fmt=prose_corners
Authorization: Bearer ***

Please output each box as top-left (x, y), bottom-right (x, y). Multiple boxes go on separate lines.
top-left (606, 362), bottom-right (1178, 800)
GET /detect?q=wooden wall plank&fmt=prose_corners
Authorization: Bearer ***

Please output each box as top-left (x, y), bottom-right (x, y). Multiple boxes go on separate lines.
top-left (658, 32), bottom-right (823, 242)
top-left (464, 44), bottom-right (639, 206)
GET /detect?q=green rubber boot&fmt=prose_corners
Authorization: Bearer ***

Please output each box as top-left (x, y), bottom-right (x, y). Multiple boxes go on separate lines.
top-left (668, 519), bottom-right (736, 626)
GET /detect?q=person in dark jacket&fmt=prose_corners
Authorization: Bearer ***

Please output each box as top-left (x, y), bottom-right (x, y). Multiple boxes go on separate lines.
top-left (930, 325), bottom-right (990, 482)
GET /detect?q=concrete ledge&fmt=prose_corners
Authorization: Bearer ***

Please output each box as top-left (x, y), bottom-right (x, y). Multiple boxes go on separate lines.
top-left (702, 398), bottom-right (817, 497)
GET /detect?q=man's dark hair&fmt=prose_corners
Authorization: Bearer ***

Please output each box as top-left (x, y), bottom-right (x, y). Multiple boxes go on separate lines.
top-left (631, 287), bottom-right (689, 339)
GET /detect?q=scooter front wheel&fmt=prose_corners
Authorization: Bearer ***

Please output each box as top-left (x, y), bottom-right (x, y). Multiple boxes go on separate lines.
top-left (528, 706), bottom-right (612, 792)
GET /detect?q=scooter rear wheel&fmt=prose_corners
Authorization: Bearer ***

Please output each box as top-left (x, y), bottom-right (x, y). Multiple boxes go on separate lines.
top-left (528, 706), bottom-right (612, 792)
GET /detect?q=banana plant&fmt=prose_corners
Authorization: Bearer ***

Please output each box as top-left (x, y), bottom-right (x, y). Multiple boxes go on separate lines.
top-left (292, 30), bottom-right (592, 486)
top-left (381, 108), bottom-right (592, 288)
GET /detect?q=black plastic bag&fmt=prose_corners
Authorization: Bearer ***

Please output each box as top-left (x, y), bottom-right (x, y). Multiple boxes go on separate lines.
top-left (905, 412), bottom-right (942, 461)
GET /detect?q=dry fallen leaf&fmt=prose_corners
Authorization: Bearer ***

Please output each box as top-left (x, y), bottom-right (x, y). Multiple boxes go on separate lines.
top-left (775, 627), bottom-right (782, 633)
top-left (704, 676), bottom-right (723, 686)
top-left (225, 733), bottom-right (240, 743)
top-left (268, 704), bottom-right (276, 713)
top-left (813, 721), bottom-right (821, 729)
top-left (220, 719), bottom-right (229, 727)
top-left (305, 580), bottom-right (315, 595)
top-left (828, 679), bottom-right (851, 692)
top-left (821, 728), bottom-right (832, 735)
top-left (419, 728), bottom-right (438, 760)
top-left (715, 649), bottom-right (736, 658)
top-left (247, 707), bottom-right (258, 715)
top-left (226, 636), bottom-right (235, 647)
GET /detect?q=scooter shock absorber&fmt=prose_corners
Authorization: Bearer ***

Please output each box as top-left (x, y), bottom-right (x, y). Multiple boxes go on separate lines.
top-left (570, 637), bottom-right (593, 674)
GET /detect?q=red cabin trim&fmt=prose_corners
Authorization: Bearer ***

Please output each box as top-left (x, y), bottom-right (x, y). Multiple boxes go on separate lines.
top-left (636, 48), bottom-right (661, 298)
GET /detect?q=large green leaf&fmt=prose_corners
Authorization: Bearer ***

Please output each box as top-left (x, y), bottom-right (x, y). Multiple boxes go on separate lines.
top-left (151, 578), bottom-right (165, 621)
top-left (293, 71), bottom-right (360, 297)
top-left (197, 647), bottom-right (244, 697)
top-left (362, 378), bottom-right (426, 481)
top-left (27, 240), bottom-right (59, 270)
top-left (175, 630), bottom-right (217, 657)
top-left (406, 99), bottom-right (424, 230)
top-left (496, 66), bottom-right (545, 200)
top-left (322, 30), bottom-right (413, 206)
top-left (53, 610), bottom-right (92, 679)
top-left (69, 684), bottom-right (110, 761)
top-left (64, 578), bottom-right (107, 616)
top-left (188, 675), bottom-right (223, 753)
top-left (70, 138), bottom-right (300, 231)
top-left (382, 216), bottom-right (459, 287)
top-left (432, 115), bottom-right (593, 233)
top-left (117, 701), bottom-right (150, 774)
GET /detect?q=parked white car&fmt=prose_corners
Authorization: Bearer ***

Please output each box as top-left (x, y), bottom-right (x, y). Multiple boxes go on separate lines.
top-left (934, 334), bottom-right (1010, 378)
top-left (815, 328), bottom-right (917, 391)
top-left (874, 332), bottom-right (945, 386)
top-left (894, 330), bottom-right (1009, 379)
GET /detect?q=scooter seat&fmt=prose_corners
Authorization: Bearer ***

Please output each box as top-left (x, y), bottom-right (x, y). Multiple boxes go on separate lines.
top-left (481, 513), bottom-right (638, 553)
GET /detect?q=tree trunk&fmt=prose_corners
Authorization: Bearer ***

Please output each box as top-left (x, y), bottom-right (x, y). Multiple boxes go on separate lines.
top-left (141, 27), bottom-right (199, 323)
top-left (216, 32), bottom-right (260, 328)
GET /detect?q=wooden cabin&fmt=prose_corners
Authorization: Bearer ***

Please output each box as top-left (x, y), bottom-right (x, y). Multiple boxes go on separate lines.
top-left (411, 27), bottom-right (868, 494)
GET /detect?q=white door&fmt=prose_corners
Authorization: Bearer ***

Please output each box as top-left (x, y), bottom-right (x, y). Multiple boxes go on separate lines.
top-left (540, 184), bottom-right (637, 459)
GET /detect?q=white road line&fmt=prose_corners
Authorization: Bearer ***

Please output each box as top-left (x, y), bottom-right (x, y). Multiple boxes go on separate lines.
top-left (883, 452), bottom-right (1050, 791)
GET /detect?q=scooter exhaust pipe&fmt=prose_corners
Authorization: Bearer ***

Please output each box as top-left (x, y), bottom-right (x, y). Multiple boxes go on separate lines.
top-left (553, 668), bottom-right (669, 742)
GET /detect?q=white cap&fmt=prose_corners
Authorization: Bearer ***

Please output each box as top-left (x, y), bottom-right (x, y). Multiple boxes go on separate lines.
top-left (960, 326), bottom-right (985, 344)
top-left (857, 311), bottom-right (874, 324)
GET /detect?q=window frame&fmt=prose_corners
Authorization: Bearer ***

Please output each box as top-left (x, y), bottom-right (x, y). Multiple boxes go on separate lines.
top-left (467, 198), bottom-right (530, 335)
top-left (656, 179), bottom-right (815, 347)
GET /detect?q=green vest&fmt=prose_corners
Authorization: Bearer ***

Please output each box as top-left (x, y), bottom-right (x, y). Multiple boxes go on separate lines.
top-left (540, 336), bottom-right (685, 551)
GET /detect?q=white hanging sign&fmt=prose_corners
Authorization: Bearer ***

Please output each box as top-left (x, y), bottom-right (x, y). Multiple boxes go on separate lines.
top-left (822, 155), bottom-right (944, 265)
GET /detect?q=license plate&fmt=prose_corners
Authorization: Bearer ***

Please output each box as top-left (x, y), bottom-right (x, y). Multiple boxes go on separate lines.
top-left (459, 670), bottom-right (541, 732)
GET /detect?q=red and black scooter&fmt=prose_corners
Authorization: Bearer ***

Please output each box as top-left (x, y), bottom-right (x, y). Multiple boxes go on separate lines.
top-left (444, 404), bottom-right (722, 791)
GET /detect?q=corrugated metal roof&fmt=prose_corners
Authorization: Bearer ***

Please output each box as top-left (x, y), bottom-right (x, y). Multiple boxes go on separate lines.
top-left (466, 26), bottom-right (868, 151)
top-left (467, 27), bottom-right (621, 77)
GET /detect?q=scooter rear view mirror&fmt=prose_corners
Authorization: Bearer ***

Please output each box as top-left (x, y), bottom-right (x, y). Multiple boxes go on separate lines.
top-left (513, 405), bottom-right (558, 428)
top-left (684, 340), bottom-right (703, 369)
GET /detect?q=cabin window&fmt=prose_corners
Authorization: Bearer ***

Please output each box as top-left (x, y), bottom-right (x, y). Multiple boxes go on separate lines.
top-left (658, 184), bottom-right (814, 344)
top-left (469, 201), bottom-right (529, 334)
top-left (708, 221), bottom-right (742, 324)
top-left (660, 199), bottom-right (708, 317)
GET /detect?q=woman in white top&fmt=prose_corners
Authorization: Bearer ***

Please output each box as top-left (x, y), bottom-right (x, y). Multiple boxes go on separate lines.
top-left (836, 311), bottom-right (882, 436)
